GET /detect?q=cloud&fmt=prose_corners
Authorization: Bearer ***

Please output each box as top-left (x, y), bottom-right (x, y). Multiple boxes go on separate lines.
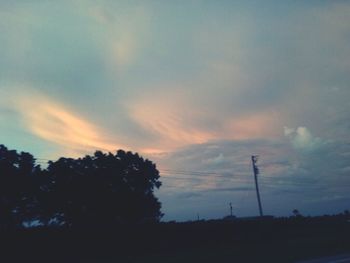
top-left (87, 3), bottom-right (152, 71)
top-left (203, 153), bottom-right (225, 165)
top-left (126, 86), bottom-right (281, 154)
top-left (284, 126), bottom-right (324, 152)
top-left (10, 89), bottom-right (124, 157)
top-left (156, 135), bottom-right (350, 220)
top-left (125, 89), bottom-right (215, 151)
top-left (1, 1), bottom-right (350, 220)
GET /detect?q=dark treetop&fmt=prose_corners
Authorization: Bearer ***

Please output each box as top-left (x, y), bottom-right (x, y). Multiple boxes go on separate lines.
top-left (0, 145), bottom-right (163, 229)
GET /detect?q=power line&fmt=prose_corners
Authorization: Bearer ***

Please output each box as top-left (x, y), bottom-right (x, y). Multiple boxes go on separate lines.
top-left (160, 169), bottom-right (232, 177)
top-left (160, 172), bottom-right (350, 190)
top-left (31, 158), bottom-right (350, 188)
top-left (160, 169), bottom-right (216, 174)
top-left (160, 169), bottom-right (336, 185)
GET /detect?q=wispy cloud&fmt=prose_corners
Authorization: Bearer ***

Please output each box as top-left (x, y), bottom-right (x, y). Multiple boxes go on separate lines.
top-left (11, 89), bottom-right (123, 157)
top-left (87, 3), bottom-right (152, 72)
top-left (1, 1), bottom-right (350, 220)
top-left (126, 87), bottom-right (281, 154)
top-left (126, 89), bottom-right (215, 151)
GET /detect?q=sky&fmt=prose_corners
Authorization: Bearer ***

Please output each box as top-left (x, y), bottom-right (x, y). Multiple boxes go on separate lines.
top-left (1, 0), bottom-right (350, 221)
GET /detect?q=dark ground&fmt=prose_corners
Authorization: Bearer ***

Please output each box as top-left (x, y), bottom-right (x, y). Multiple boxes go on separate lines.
top-left (1, 216), bottom-right (350, 263)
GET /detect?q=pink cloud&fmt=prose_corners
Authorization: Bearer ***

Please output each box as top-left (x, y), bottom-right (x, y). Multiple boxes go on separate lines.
top-left (14, 91), bottom-right (124, 157)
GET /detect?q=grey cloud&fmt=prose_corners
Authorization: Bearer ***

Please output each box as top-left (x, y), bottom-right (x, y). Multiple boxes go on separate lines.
top-left (156, 136), bottom-right (350, 220)
top-left (207, 186), bottom-right (255, 193)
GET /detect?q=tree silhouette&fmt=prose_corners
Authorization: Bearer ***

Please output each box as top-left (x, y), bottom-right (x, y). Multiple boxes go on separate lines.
top-left (292, 209), bottom-right (302, 217)
top-left (0, 145), bottom-right (41, 228)
top-left (0, 145), bottom-right (163, 228)
top-left (43, 150), bottom-right (163, 226)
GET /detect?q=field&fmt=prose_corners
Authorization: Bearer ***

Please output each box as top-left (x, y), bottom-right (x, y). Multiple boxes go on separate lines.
top-left (1, 216), bottom-right (350, 263)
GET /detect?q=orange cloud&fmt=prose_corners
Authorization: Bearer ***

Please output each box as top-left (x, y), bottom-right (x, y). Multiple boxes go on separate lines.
top-left (222, 112), bottom-right (280, 140)
top-left (126, 89), bottom-right (280, 154)
top-left (15, 92), bottom-right (123, 157)
top-left (126, 90), bottom-right (215, 152)
top-left (8, 87), bottom-right (279, 159)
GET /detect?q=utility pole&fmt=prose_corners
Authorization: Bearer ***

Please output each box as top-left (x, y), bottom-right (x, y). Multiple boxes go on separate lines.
top-left (251, 155), bottom-right (263, 217)
top-left (229, 202), bottom-right (233, 217)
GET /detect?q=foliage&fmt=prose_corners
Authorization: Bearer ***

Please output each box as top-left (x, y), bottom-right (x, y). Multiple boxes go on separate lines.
top-left (292, 209), bottom-right (302, 217)
top-left (0, 145), bottom-right (163, 228)
top-left (0, 145), bottom-right (41, 228)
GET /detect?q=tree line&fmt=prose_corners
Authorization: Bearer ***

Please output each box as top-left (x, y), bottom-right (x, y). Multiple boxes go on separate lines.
top-left (0, 144), bottom-right (163, 229)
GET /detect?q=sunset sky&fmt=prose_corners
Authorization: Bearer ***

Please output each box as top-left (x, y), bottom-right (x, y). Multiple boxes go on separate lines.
top-left (1, 1), bottom-right (350, 221)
